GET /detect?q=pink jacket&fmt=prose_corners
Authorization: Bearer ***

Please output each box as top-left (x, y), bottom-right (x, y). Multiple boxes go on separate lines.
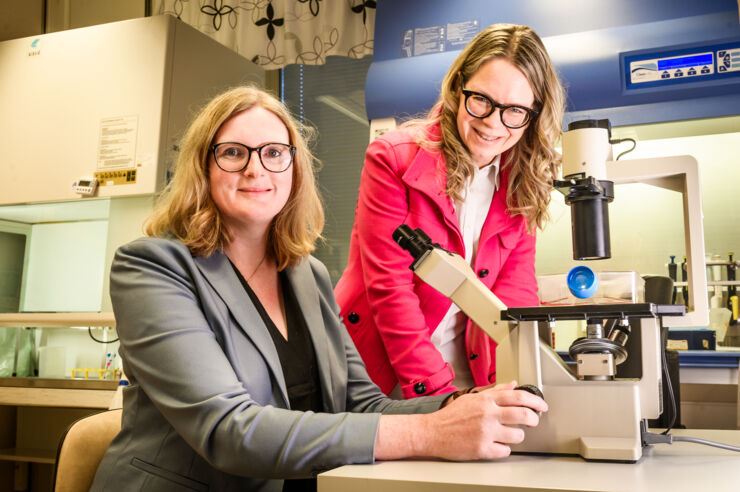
top-left (334, 126), bottom-right (538, 399)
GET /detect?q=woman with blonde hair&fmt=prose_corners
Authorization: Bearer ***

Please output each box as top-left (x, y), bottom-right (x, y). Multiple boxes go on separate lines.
top-left (336, 23), bottom-right (566, 399)
top-left (91, 85), bottom-right (547, 492)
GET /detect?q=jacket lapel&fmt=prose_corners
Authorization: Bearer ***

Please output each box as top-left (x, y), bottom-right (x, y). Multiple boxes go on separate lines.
top-left (194, 251), bottom-right (289, 405)
top-left (283, 260), bottom-right (335, 411)
top-left (401, 145), bottom-right (461, 235)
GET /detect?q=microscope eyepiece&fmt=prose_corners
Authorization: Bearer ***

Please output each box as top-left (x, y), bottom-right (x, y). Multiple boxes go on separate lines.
top-left (393, 225), bottom-right (434, 260)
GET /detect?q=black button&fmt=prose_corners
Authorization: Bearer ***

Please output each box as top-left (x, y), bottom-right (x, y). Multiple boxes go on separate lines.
top-left (347, 312), bottom-right (360, 324)
top-left (469, 353), bottom-right (479, 360)
top-left (414, 382), bottom-right (426, 394)
top-left (478, 269), bottom-right (489, 278)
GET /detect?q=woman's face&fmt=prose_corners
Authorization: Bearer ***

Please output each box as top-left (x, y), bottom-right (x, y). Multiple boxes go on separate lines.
top-left (456, 58), bottom-right (535, 168)
top-left (208, 106), bottom-right (293, 235)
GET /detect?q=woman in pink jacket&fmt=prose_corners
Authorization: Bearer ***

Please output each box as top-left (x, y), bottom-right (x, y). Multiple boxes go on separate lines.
top-left (335, 24), bottom-right (565, 399)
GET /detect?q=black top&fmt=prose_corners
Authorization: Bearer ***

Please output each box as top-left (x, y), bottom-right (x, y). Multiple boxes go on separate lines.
top-left (230, 262), bottom-right (322, 492)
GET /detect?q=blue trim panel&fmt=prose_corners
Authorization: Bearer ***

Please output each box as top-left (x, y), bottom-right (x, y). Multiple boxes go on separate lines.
top-left (677, 350), bottom-right (740, 368)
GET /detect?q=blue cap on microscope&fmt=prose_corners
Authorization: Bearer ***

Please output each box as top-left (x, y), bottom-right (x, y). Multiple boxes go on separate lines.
top-left (567, 265), bottom-right (598, 299)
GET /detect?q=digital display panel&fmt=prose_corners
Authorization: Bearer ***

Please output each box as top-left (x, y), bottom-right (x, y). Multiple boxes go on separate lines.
top-left (658, 53), bottom-right (713, 71)
top-left (78, 180), bottom-right (91, 187)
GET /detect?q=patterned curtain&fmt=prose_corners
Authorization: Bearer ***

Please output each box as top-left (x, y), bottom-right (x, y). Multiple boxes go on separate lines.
top-left (152, 0), bottom-right (376, 69)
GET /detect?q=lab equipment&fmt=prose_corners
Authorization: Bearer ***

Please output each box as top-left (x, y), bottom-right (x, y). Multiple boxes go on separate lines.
top-left (566, 266), bottom-right (599, 299)
top-left (726, 253), bottom-right (738, 326)
top-left (710, 254), bottom-right (724, 309)
top-left (555, 119), bottom-right (614, 260)
top-left (395, 225), bottom-right (674, 461)
top-left (538, 271), bottom-right (644, 306)
top-left (667, 255), bottom-right (677, 304)
top-left (71, 368), bottom-right (116, 380)
top-left (0, 15), bottom-right (264, 206)
top-left (681, 256), bottom-right (689, 306)
top-left (555, 119), bottom-right (708, 328)
top-left (393, 119), bottom-right (710, 461)
top-left (71, 177), bottom-right (98, 197)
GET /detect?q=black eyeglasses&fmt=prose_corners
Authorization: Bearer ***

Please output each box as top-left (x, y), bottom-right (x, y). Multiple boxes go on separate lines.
top-left (210, 142), bottom-right (296, 173)
top-left (460, 85), bottom-right (538, 129)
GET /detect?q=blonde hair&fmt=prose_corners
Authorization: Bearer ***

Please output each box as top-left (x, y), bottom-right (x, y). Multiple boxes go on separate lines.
top-left (406, 23), bottom-right (565, 232)
top-left (145, 86), bottom-right (324, 268)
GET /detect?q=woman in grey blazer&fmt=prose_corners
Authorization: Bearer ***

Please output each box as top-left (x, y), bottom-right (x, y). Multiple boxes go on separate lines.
top-left (90, 86), bottom-right (547, 492)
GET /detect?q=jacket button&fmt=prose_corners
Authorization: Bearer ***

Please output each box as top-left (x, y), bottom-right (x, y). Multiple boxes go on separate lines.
top-left (478, 269), bottom-right (489, 278)
top-left (347, 312), bottom-right (360, 324)
top-left (414, 382), bottom-right (426, 394)
top-left (469, 353), bottom-right (479, 360)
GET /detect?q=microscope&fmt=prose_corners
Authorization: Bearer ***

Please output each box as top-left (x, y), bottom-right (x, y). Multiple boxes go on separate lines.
top-left (393, 119), bottom-right (709, 462)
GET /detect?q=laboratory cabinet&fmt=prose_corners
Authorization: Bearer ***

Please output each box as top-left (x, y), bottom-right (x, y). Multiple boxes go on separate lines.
top-left (0, 379), bottom-right (116, 492)
top-left (0, 14), bottom-right (264, 205)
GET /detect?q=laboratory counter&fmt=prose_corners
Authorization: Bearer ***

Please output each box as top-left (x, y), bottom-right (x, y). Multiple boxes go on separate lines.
top-left (318, 429), bottom-right (740, 492)
top-left (0, 377), bottom-right (117, 408)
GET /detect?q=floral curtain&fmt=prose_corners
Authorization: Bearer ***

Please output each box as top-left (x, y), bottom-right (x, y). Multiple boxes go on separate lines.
top-left (152, 0), bottom-right (376, 69)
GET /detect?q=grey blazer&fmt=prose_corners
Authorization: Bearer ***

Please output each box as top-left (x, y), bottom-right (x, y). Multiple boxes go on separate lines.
top-left (90, 237), bottom-right (445, 492)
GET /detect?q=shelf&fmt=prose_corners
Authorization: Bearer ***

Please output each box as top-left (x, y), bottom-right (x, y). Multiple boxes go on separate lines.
top-left (0, 378), bottom-right (118, 391)
top-left (0, 312), bottom-right (115, 327)
top-left (0, 447), bottom-right (56, 464)
top-left (0, 387), bottom-right (115, 408)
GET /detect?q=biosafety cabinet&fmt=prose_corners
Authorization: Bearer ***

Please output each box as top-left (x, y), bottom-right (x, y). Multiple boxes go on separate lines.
top-left (0, 14), bottom-right (264, 205)
top-left (0, 14), bottom-right (264, 317)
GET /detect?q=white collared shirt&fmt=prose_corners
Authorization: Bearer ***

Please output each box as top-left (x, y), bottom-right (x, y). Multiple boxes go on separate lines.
top-left (430, 156), bottom-right (501, 389)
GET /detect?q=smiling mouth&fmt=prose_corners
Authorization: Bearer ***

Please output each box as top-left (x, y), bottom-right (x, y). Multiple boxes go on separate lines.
top-left (474, 128), bottom-right (498, 142)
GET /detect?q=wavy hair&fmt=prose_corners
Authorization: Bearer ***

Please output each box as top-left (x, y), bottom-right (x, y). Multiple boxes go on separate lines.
top-left (144, 86), bottom-right (324, 268)
top-left (405, 24), bottom-right (565, 232)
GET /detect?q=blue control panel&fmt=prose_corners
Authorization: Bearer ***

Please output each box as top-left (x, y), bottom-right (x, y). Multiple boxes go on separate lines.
top-left (624, 41), bottom-right (740, 90)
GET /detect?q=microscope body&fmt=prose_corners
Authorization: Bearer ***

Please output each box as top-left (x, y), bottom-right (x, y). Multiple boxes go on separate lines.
top-left (501, 306), bottom-right (673, 461)
top-left (406, 244), bottom-right (672, 461)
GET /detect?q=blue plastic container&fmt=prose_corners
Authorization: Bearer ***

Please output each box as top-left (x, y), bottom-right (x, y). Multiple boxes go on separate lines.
top-left (567, 266), bottom-right (599, 299)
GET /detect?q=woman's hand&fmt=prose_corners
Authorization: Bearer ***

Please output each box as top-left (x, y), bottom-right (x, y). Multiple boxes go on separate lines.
top-left (422, 381), bottom-right (546, 460)
top-left (440, 381), bottom-right (499, 407)
top-left (375, 381), bottom-right (547, 461)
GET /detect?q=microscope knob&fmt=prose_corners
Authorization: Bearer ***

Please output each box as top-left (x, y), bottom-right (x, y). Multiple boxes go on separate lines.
top-left (515, 384), bottom-right (543, 398)
top-left (515, 384), bottom-right (544, 416)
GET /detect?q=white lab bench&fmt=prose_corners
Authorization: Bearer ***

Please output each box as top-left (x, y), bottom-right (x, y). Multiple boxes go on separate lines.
top-left (319, 429), bottom-right (740, 492)
top-left (678, 349), bottom-right (740, 384)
